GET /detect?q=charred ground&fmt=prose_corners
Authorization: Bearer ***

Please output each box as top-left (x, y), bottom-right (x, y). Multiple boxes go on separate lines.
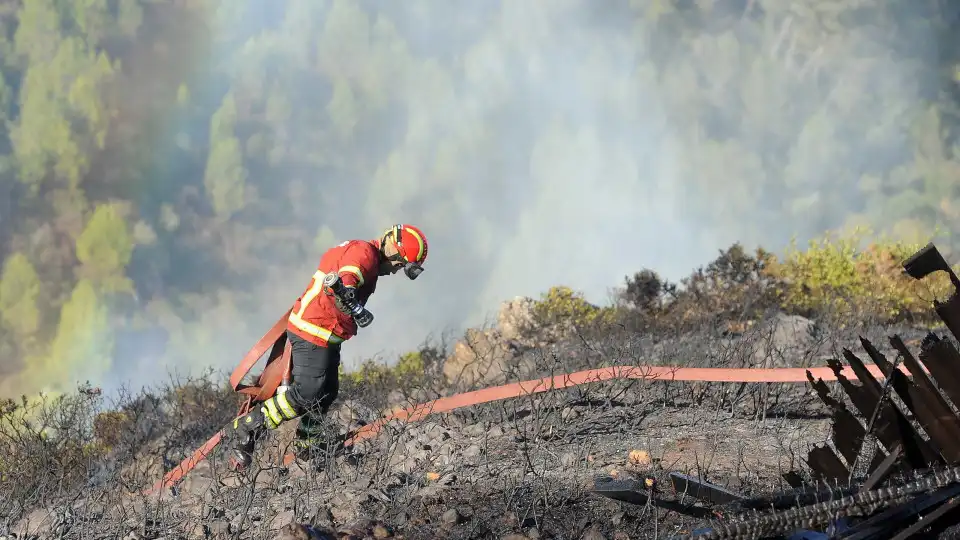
top-left (1, 240), bottom-right (956, 540)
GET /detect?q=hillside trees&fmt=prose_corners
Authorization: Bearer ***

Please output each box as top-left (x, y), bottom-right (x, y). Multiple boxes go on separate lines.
top-left (0, 0), bottom-right (957, 397)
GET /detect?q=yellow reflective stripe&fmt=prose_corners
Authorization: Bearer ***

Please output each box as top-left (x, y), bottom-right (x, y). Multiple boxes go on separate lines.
top-left (296, 270), bottom-right (326, 318)
top-left (404, 227), bottom-right (425, 262)
top-left (275, 393), bottom-right (298, 419)
top-left (289, 268), bottom-right (346, 344)
top-left (262, 400), bottom-right (284, 426)
top-left (288, 312), bottom-right (345, 344)
top-left (338, 265), bottom-right (364, 287)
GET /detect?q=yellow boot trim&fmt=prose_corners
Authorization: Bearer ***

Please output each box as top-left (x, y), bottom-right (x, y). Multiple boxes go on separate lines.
top-left (274, 393), bottom-right (298, 420)
top-left (261, 401), bottom-right (284, 429)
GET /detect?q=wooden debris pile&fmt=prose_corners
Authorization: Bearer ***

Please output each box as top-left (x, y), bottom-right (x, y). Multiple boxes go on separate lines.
top-left (594, 243), bottom-right (960, 539)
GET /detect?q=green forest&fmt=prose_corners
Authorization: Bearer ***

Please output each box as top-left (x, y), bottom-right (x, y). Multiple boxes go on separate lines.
top-left (0, 0), bottom-right (958, 399)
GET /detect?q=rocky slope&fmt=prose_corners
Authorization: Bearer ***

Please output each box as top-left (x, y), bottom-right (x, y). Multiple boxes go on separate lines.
top-left (2, 298), bottom-right (940, 540)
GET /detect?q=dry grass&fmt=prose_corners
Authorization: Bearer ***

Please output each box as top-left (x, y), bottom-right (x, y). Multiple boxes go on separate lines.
top-left (0, 297), bottom-right (944, 539)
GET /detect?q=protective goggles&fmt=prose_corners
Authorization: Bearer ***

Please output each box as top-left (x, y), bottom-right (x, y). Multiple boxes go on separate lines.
top-left (403, 262), bottom-right (424, 280)
top-left (385, 250), bottom-right (425, 280)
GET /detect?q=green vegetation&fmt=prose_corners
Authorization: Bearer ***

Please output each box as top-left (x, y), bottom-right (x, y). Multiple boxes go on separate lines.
top-left (0, 1), bottom-right (957, 398)
top-left (769, 230), bottom-right (952, 322)
top-left (350, 229), bottom-right (954, 385)
top-left (597, 230), bottom-right (955, 334)
top-left (529, 285), bottom-right (618, 330)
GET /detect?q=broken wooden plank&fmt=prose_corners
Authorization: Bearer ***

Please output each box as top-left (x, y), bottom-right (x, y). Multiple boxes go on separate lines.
top-left (886, 335), bottom-right (960, 461)
top-left (919, 336), bottom-right (960, 412)
top-left (828, 357), bottom-right (935, 468)
top-left (806, 445), bottom-right (850, 484)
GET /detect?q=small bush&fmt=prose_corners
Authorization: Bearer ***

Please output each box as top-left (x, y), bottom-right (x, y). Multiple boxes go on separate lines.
top-left (529, 286), bottom-right (617, 331)
top-left (607, 244), bottom-right (785, 333)
top-left (765, 229), bottom-right (952, 323)
top-left (341, 350), bottom-right (426, 388)
top-left (395, 351), bottom-right (425, 379)
top-left (93, 410), bottom-right (131, 449)
top-left (598, 231), bottom-right (950, 333)
top-left (0, 390), bottom-right (104, 504)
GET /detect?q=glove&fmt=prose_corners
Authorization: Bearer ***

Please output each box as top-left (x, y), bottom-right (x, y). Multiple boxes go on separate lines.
top-left (330, 286), bottom-right (374, 327)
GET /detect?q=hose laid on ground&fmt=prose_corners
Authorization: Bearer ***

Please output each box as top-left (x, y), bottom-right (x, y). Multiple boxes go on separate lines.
top-left (145, 362), bottom-right (908, 495)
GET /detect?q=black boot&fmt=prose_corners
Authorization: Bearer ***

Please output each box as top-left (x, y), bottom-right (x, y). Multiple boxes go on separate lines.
top-left (226, 393), bottom-right (302, 470)
top-left (293, 413), bottom-right (330, 461)
top-left (230, 431), bottom-right (256, 470)
top-left (225, 411), bottom-right (265, 470)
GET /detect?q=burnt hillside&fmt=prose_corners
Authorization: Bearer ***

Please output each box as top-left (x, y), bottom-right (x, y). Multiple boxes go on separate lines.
top-left (3, 240), bottom-right (958, 540)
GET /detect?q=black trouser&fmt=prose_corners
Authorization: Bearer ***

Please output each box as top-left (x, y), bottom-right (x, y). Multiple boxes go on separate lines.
top-left (230, 330), bottom-right (341, 441)
top-left (285, 330), bottom-right (342, 418)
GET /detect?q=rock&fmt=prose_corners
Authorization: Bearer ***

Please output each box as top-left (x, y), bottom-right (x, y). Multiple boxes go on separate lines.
top-left (442, 297), bottom-right (544, 386)
top-left (277, 523), bottom-right (337, 540)
top-left (185, 523), bottom-right (207, 539)
top-left (463, 423), bottom-right (486, 437)
top-left (180, 476), bottom-right (216, 506)
top-left (389, 452), bottom-right (415, 473)
top-left (349, 476), bottom-right (373, 490)
top-left (329, 495), bottom-right (357, 524)
top-left (417, 484), bottom-right (449, 504)
top-left (442, 508), bottom-right (464, 525)
top-left (497, 296), bottom-right (537, 341)
top-left (423, 423), bottom-right (450, 440)
top-left (749, 313), bottom-right (818, 367)
top-left (501, 534), bottom-right (529, 540)
top-left (332, 400), bottom-right (377, 428)
top-left (436, 440), bottom-right (456, 456)
top-left (276, 523), bottom-right (311, 540)
top-left (11, 508), bottom-right (53, 538)
top-left (443, 472), bottom-right (459, 484)
top-left (560, 452), bottom-right (578, 467)
top-left (582, 526), bottom-right (607, 540)
top-left (337, 521), bottom-right (374, 537)
top-left (309, 507), bottom-right (336, 528)
top-left (408, 387), bottom-right (442, 403)
top-left (271, 510), bottom-right (296, 530)
top-left (463, 444), bottom-right (483, 459)
top-left (443, 328), bottom-right (517, 387)
top-left (561, 407), bottom-right (578, 421)
top-left (386, 390), bottom-right (406, 406)
top-left (207, 521), bottom-right (230, 536)
top-left (372, 523), bottom-right (393, 539)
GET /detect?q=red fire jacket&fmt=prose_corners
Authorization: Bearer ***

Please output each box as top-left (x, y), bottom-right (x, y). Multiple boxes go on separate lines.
top-left (287, 240), bottom-right (381, 346)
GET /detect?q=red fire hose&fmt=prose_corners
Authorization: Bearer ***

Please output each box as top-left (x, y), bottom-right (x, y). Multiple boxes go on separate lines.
top-left (143, 311), bottom-right (905, 496)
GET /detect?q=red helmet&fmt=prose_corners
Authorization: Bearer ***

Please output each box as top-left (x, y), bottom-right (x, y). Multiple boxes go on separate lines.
top-left (382, 224), bottom-right (428, 279)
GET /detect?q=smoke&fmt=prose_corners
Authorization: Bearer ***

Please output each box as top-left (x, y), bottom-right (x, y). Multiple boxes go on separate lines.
top-left (14, 0), bottom-right (946, 397)
top-left (316, 0), bottom-right (939, 366)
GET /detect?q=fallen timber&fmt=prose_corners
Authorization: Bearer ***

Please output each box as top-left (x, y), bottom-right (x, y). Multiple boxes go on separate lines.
top-left (592, 242), bottom-right (960, 539)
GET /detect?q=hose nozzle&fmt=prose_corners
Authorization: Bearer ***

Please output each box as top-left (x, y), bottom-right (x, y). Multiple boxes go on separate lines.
top-left (322, 273), bottom-right (374, 327)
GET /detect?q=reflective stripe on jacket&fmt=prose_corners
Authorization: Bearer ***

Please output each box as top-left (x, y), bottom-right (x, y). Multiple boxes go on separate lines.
top-left (287, 240), bottom-right (380, 346)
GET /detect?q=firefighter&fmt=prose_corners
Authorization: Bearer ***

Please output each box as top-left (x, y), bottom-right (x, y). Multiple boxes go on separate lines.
top-left (226, 224), bottom-right (429, 469)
